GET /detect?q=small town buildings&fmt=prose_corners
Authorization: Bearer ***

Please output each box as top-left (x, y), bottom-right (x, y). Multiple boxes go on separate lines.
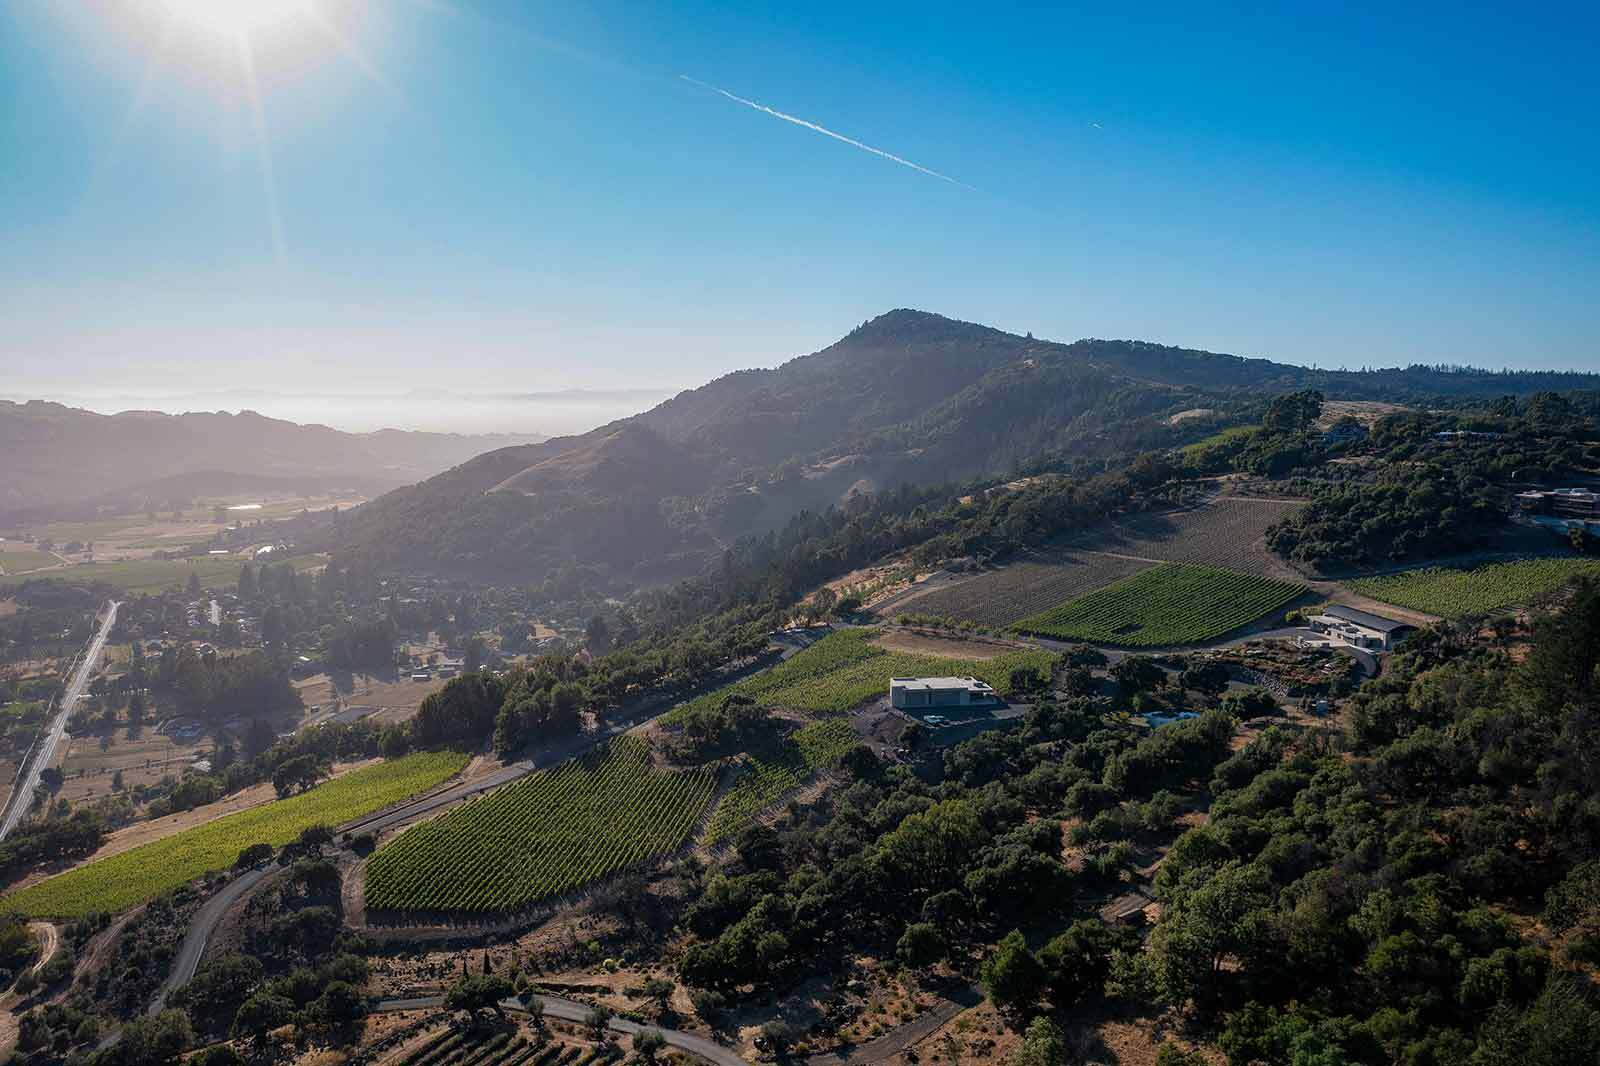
top-left (889, 676), bottom-right (998, 710)
top-left (1308, 604), bottom-right (1416, 650)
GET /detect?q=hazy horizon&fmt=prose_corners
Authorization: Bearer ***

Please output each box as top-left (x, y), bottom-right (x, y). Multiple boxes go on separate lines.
top-left (0, 385), bottom-right (677, 436)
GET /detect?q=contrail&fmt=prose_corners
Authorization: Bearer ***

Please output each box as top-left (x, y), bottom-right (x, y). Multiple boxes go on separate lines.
top-left (681, 76), bottom-right (971, 189)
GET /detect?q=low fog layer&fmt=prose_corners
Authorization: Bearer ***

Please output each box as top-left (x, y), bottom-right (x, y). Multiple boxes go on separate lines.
top-left (0, 387), bottom-right (676, 436)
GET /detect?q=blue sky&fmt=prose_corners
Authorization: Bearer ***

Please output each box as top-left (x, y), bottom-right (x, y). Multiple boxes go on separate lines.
top-left (3, 0), bottom-right (1597, 414)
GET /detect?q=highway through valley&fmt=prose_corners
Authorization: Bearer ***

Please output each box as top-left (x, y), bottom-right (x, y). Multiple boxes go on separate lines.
top-left (0, 600), bottom-right (120, 842)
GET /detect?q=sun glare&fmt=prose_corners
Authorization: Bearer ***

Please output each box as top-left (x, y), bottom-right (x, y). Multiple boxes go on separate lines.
top-left (154, 0), bottom-right (314, 37)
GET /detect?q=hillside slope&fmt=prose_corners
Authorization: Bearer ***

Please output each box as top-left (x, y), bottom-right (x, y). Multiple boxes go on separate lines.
top-left (330, 310), bottom-right (1600, 584)
top-left (0, 402), bottom-right (545, 517)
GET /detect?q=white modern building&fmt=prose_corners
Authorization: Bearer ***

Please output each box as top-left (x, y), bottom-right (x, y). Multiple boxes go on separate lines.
top-left (889, 676), bottom-right (998, 710)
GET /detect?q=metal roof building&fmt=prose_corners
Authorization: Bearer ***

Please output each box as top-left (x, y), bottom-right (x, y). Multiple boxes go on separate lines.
top-left (1309, 604), bottom-right (1417, 650)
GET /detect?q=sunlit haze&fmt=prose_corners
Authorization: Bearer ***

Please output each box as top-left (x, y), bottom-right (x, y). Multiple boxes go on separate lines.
top-left (3, 1), bottom-right (1598, 432)
top-left (151, 0), bottom-right (315, 38)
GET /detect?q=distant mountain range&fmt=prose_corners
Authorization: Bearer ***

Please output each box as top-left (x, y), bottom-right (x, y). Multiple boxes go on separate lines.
top-left (0, 401), bottom-right (547, 519)
top-left (329, 309), bottom-right (1600, 584)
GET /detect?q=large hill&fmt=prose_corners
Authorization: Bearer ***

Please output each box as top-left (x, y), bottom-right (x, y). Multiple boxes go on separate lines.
top-left (330, 309), bottom-right (1600, 583)
top-left (0, 402), bottom-right (546, 519)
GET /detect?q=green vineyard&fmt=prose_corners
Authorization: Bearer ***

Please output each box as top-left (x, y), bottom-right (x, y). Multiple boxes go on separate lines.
top-left (5, 750), bottom-right (468, 919)
top-left (1348, 556), bottom-right (1600, 619)
top-left (663, 627), bottom-right (1057, 724)
top-left (704, 718), bottom-right (858, 844)
top-left (1013, 563), bottom-right (1304, 646)
top-left (364, 737), bottom-right (716, 916)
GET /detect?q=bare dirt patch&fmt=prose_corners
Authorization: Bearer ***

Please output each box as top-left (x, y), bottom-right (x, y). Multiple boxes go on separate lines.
top-left (296, 673), bottom-right (443, 727)
top-left (870, 630), bottom-right (1023, 661)
top-left (1316, 400), bottom-right (1409, 430)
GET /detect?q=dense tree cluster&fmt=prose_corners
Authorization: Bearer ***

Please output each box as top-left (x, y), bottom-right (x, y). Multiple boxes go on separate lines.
top-left (0, 811), bottom-right (107, 883)
top-left (675, 699), bottom-right (1234, 995)
top-left (1113, 581), bottom-right (1600, 1063)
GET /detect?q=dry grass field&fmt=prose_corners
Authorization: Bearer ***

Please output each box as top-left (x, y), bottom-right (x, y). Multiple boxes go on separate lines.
top-left (885, 553), bottom-right (1154, 626)
top-left (294, 671), bottom-right (444, 726)
top-left (876, 496), bottom-right (1306, 628)
top-left (54, 728), bottom-right (210, 807)
top-left (1067, 497), bottom-right (1305, 575)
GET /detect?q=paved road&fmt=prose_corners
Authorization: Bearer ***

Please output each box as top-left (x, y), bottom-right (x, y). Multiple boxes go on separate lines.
top-left (374, 995), bottom-right (747, 1066)
top-left (146, 865), bottom-right (274, 1016)
top-left (0, 601), bottom-right (120, 842)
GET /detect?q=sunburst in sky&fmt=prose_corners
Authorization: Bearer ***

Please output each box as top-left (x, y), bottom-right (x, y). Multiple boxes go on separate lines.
top-left (5, 2), bottom-right (1595, 396)
top-left (122, 0), bottom-right (397, 263)
top-left (154, 0), bottom-right (316, 36)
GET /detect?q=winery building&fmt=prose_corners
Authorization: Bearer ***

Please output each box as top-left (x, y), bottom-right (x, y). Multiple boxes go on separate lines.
top-left (889, 676), bottom-right (999, 710)
top-left (1308, 604), bottom-right (1416, 651)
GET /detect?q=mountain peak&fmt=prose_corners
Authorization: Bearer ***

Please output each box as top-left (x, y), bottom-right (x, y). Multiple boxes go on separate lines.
top-left (842, 309), bottom-right (1012, 347)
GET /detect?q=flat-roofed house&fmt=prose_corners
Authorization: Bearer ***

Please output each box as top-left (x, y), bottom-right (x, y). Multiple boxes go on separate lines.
top-left (889, 676), bottom-right (998, 710)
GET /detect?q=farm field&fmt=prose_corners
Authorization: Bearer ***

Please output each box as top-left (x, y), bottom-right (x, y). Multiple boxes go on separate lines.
top-left (0, 552), bottom-right (328, 594)
top-left (1178, 423), bottom-right (1260, 455)
top-left (3, 749), bottom-right (467, 918)
top-left (887, 553), bottom-right (1154, 626)
top-left (1348, 557), bottom-right (1600, 619)
top-left (364, 737), bottom-right (715, 916)
top-left (1069, 497), bottom-right (1305, 576)
top-left (705, 718), bottom-right (857, 845)
top-left (1014, 563), bottom-right (1305, 646)
top-left (0, 548), bottom-right (60, 574)
top-left (662, 627), bottom-right (1057, 724)
top-left (11, 495), bottom-right (367, 549)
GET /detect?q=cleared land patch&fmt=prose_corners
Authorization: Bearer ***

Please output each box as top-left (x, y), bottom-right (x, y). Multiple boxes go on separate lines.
top-left (1348, 557), bottom-right (1600, 619)
top-left (662, 628), bottom-right (1057, 724)
top-left (1069, 497), bottom-right (1305, 576)
top-left (887, 554), bottom-right (1153, 627)
top-left (871, 630), bottom-right (1022, 660)
top-left (1014, 563), bottom-right (1305, 646)
top-left (364, 737), bottom-right (716, 916)
top-left (4, 749), bottom-right (468, 918)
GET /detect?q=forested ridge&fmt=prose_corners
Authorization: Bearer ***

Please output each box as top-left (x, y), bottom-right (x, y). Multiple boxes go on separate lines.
top-left (326, 311), bottom-right (1600, 587)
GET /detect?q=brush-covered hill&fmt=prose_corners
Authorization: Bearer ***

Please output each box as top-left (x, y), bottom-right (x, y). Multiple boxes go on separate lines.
top-left (329, 309), bottom-right (1600, 584)
top-left (0, 401), bottom-right (546, 519)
